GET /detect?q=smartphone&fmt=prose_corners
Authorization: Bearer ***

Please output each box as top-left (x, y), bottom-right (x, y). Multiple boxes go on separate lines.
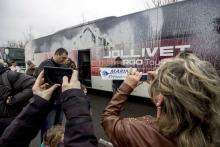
top-left (44, 66), bottom-right (73, 84)
top-left (140, 74), bottom-right (148, 81)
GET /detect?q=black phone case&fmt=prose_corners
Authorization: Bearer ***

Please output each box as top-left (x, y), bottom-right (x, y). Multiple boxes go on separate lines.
top-left (140, 74), bottom-right (148, 81)
top-left (44, 66), bottom-right (73, 84)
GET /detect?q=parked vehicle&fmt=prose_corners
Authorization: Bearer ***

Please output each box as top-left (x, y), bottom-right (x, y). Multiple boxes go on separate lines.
top-left (0, 47), bottom-right (25, 69)
top-left (25, 0), bottom-right (220, 97)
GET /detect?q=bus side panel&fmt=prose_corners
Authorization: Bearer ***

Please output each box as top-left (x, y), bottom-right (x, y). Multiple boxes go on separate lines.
top-left (26, 0), bottom-right (220, 97)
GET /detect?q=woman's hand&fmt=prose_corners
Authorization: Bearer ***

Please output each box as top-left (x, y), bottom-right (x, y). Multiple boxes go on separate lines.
top-left (62, 70), bottom-right (81, 92)
top-left (32, 71), bottom-right (60, 101)
top-left (146, 70), bottom-right (157, 84)
top-left (124, 68), bottom-right (142, 88)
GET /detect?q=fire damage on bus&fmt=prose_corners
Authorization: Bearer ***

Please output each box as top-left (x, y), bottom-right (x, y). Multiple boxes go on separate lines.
top-left (25, 0), bottom-right (220, 97)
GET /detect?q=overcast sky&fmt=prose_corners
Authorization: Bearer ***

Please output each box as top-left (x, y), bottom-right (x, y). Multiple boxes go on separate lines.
top-left (0, 0), bottom-right (157, 46)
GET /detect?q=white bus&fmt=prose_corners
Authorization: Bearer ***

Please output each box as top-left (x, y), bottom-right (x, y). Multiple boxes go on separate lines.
top-left (25, 0), bottom-right (220, 97)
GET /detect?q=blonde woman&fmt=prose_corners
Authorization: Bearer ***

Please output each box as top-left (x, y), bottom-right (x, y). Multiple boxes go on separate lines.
top-left (101, 52), bottom-right (220, 147)
top-left (43, 125), bottom-right (64, 147)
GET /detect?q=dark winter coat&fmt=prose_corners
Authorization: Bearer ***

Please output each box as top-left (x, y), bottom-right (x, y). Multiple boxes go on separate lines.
top-left (0, 67), bottom-right (35, 107)
top-left (34, 58), bottom-right (63, 77)
top-left (34, 58), bottom-right (65, 104)
top-left (0, 65), bottom-right (35, 135)
top-left (0, 89), bottom-right (98, 147)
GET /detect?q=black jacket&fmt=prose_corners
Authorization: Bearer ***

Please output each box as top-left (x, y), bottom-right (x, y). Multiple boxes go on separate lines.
top-left (0, 66), bottom-right (35, 111)
top-left (0, 65), bottom-right (35, 136)
top-left (0, 89), bottom-right (98, 147)
top-left (34, 58), bottom-right (65, 104)
top-left (34, 58), bottom-right (63, 77)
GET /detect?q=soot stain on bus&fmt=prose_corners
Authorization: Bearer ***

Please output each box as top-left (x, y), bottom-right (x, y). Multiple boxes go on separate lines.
top-left (25, 0), bottom-right (220, 97)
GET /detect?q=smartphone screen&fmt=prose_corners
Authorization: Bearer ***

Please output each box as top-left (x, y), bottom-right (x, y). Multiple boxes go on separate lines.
top-left (44, 66), bottom-right (73, 84)
top-left (140, 74), bottom-right (148, 81)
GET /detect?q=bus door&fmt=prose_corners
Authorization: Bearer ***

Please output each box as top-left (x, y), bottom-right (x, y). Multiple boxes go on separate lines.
top-left (78, 49), bottom-right (91, 87)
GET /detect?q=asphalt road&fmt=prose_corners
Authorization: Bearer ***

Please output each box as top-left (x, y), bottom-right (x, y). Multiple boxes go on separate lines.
top-left (30, 90), bottom-right (156, 147)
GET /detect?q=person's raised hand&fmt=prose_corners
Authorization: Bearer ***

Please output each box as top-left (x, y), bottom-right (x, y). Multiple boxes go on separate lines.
top-left (146, 70), bottom-right (157, 84)
top-left (62, 70), bottom-right (81, 92)
top-left (32, 71), bottom-right (60, 101)
top-left (124, 68), bottom-right (142, 88)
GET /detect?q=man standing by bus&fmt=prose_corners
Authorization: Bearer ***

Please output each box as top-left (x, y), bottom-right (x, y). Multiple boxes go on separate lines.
top-left (34, 48), bottom-right (68, 142)
top-left (111, 57), bottom-right (125, 95)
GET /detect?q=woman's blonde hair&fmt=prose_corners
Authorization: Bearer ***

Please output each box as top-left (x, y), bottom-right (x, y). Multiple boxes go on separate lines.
top-left (149, 52), bottom-right (220, 147)
top-left (44, 125), bottom-right (64, 147)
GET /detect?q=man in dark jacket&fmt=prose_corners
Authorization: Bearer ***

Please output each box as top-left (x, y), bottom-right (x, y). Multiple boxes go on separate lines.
top-left (34, 48), bottom-right (68, 77)
top-left (111, 57), bottom-right (125, 94)
top-left (0, 63), bottom-right (35, 135)
top-left (34, 48), bottom-right (69, 141)
top-left (0, 70), bottom-right (98, 147)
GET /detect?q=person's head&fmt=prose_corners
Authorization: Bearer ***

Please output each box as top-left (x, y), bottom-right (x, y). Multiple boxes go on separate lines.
top-left (11, 60), bottom-right (16, 66)
top-left (115, 57), bottom-right (122, 66)
top-left (53, 48), bottom-right (68, 65)
top-left (149, 52), bottom-right (220, 146)
top-left (66, 58), bottom-right (76, 69)
top-left (26, 60), bottom-right (33, 66)
top-left (81, 84), bottom-right (87, 95)
top-left (44, 125), bottom-right (65, 147)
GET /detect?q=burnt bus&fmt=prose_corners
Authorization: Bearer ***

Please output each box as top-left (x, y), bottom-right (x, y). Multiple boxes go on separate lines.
top-left (25, 0), bottom-right (220, 97)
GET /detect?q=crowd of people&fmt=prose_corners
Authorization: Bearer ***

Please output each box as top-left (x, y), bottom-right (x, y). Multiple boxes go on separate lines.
top-left (0, 48), bottom-right (220, 147)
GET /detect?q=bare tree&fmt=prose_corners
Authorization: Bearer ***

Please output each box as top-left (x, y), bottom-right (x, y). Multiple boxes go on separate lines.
top-left (151, 0), bottom-right (178, 7)
top-left (23, 26), bottom-right (35, 46)
top-left (81, 13), bottom-right (87, 24)
top-left (6, 40), bottom-right (25, 48)
top-left (145, 1), bottom-right (152, 9)
top-left (5, 26), bottom-right (35, 48)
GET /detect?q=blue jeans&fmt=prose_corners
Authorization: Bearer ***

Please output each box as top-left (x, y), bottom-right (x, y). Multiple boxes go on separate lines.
top-left (41, 104), bottom-right (63, 142)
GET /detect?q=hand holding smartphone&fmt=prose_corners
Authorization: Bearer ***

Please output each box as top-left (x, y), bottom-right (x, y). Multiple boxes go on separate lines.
top-left (140, 74), bottom-right (148, 81)
top-left (140, 72), bottom-right (155, 82)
